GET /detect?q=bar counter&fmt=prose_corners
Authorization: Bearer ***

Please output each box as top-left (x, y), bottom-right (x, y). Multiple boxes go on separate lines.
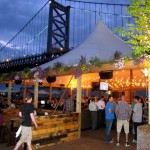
top-left (2, 109), bottom-right (80, 149)
top-left (32, 112), bottom-right (79, 149)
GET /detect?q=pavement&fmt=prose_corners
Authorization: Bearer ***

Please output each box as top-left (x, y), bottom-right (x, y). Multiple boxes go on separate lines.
top-left (0, 128), bottom-right (136, 150)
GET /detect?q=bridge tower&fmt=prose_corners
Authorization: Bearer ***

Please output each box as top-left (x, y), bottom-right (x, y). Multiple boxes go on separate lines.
top-left (47, 0), bottom-right (70, 56)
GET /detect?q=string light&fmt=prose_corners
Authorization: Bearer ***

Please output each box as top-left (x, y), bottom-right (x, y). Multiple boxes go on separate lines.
top-left (51, 69), bottom-right (147, 91)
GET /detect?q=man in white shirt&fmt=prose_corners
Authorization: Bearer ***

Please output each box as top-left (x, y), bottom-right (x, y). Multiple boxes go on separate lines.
top-left (96, 96), bottom-right (106, 128)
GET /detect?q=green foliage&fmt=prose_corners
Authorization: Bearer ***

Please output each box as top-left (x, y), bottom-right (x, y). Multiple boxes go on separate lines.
top-left (0, 75), bottom-right (4, 81)
top-left (44, 66), bottom-right (52, 72)
top-left (4, 72), bottom-right (16, 80)
top-left (52, 62), bottom-right (70, 74)
top-left (104, 59), bottom-right (115, 65)
top-left (124, 54), bottom-right (130, 64)
top-left (58, 66), bottom-right (70, 74)
top-left (53, 62), bottom-right (62, 70)
top-left (89, 57), bottom-right (102, 67)
top-left (115, 0), bottom-right (150, 58)
top-left (21, 67), bottom-right (32, 78)
top-left (44, 66), bottom-right (52, 76)
top-left (78, 55), bottom-right (90, 73)
top-left (79, 64), bottom-right (90, 73)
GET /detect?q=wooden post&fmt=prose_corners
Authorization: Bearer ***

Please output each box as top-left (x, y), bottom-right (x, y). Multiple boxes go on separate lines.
top-left (76, 75), bottom-right (82, 138)
top-left (130, 69), bottom-right (133, 103)
top-left (85, 88), bottom-right (88, 97)
top-left (70, 88), bottom-right (73, 98)
top-left (144, 58), bottom-right (150, 124)
top-left (23, 80), bottom-right (27, 102)
top-left (34, 78), bottom-right (39, 109)
top-left (148, 67), bottom-right (150, 124)
top-left (49, 83), bottom-right (52, 101)
top-left (8, 81), bottom-right (12, 106)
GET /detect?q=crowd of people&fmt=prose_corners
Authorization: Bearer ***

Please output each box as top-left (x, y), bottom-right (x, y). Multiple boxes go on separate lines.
top-left (88, 95), bottom-right (149, 147)
top-left (44, 95), bottom-right (90, 112)
top-left (0, 93), bottom-right (149, 148)
top-left (44, 95), bottom-right (75, 112)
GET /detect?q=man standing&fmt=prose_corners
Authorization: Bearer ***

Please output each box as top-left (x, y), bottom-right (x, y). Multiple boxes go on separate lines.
top-left (96, 96), bottom-right (105, 128)
top-left (105, 95), bottom-right (115, 143)
top-left (115, 95), bottom-right (132, 147)
top-left (14, 95), bottom-right (38, 150)
top-left (63, 95), bottom-right (75, 112)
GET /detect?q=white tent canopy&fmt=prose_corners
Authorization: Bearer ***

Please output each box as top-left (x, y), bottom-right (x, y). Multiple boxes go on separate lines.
top-left (37, 20), bottom-right (132, 69)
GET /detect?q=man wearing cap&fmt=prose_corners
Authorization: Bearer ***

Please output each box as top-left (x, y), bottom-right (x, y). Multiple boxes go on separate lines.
top-left (14, 95), bottom-right (38, 150)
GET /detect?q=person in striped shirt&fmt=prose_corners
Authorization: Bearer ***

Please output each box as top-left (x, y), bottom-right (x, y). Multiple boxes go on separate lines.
top-left (115, 95), bottom-right (132, 147)
top-left (63, 95), bottom-right (75, 112)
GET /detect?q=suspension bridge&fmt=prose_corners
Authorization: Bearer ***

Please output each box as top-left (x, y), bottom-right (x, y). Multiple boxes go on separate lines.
top-left (0, 0), bottom-right (132, 73)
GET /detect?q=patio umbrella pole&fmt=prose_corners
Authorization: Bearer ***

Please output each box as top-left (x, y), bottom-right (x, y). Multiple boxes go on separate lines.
top-left (49, 83), bottom-right (52, 102)
top-left (23, 80), bottom-right (27, 101)
top-left (8, 81), bottom-right (12, 106)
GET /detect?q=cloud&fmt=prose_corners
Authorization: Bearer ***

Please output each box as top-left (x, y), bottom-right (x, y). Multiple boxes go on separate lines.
top-left (0, 40), bottom-right (7, 47)
top-left (0, 0), bottom-right (130, 50)
top-left (0, 0), bottom-right (46, 43)
top-left (0, 40), bottom-right (21, 50)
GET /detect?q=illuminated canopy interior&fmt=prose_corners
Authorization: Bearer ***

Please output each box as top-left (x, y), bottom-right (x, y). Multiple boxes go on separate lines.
top-left (24, 68), bottom-right (147, 91)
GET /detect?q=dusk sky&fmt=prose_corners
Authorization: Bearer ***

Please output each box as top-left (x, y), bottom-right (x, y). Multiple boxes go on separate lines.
top-left (0, 0), bottom-right (46, 47)
top-left (0, 0), bottom-right (130, 49)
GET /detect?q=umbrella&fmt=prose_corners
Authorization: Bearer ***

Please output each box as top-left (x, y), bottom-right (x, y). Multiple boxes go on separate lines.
top-left (0, 88), bottom-right (20, 93)
top-left (52, 91), bottom-right (60, 95)
top-left (38, 89), bottom-right (49, 95)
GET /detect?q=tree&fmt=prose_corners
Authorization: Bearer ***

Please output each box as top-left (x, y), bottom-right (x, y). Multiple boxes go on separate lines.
top-left (116, 0), bottom-right (150, 125)
top-left (116, 0), bottom-right (150, 59)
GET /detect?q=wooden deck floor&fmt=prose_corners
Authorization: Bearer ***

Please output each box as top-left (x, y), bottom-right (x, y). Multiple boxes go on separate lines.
top-left (0, 128), bottom-right (136, 150)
